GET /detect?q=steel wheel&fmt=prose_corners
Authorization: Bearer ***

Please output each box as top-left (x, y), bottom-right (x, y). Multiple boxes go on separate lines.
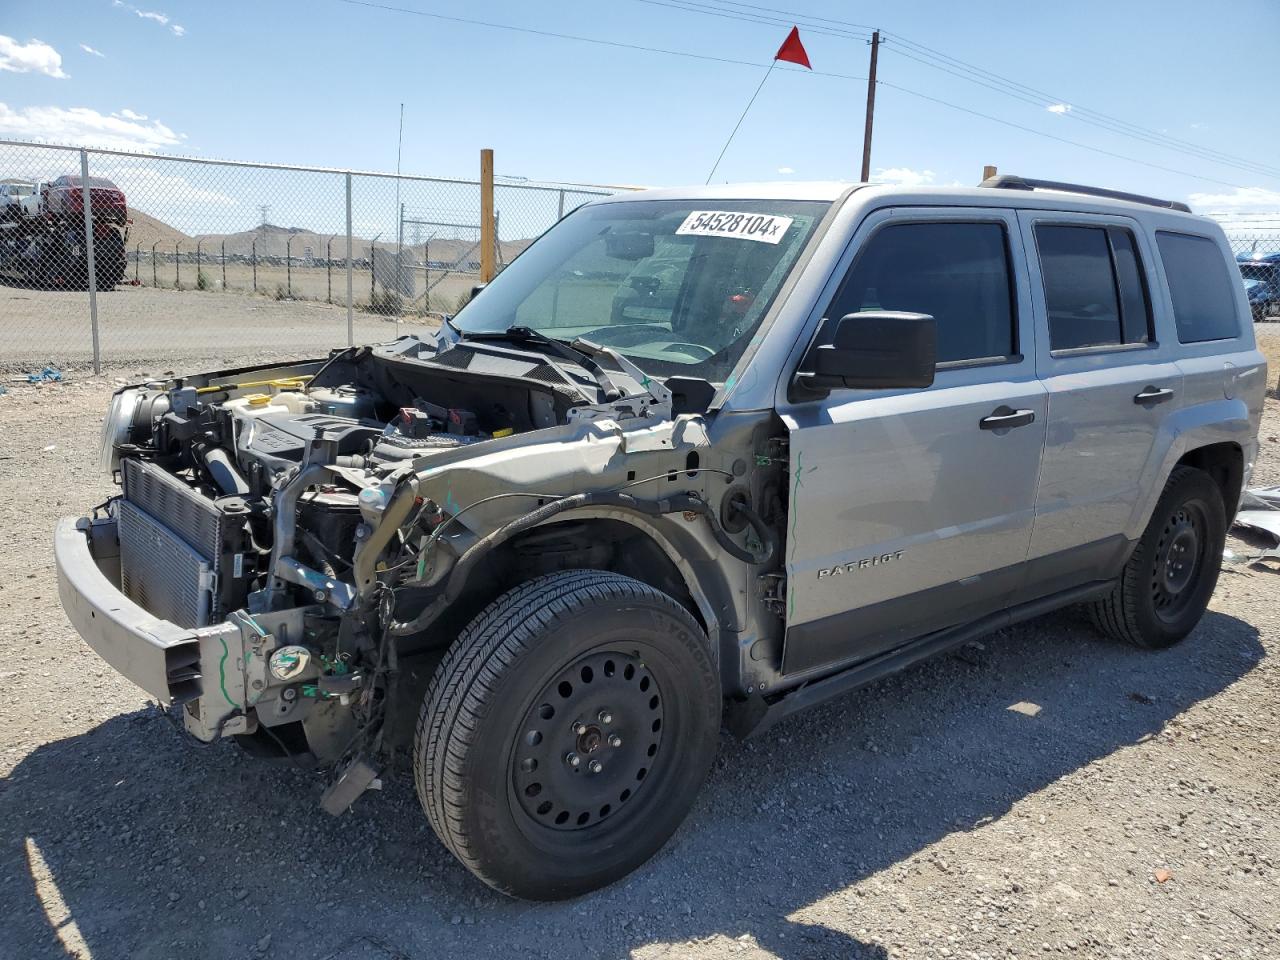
top-left (1151, 502), bottom-right (1207, 623)
top-left (512, 650), bottom-right (664, 831)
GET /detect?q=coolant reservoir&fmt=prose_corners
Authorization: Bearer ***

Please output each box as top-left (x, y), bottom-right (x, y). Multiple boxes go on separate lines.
top-left (224, 391), bottom-right (318, 421)
top-left (308, 385), bottom-right (376, 419)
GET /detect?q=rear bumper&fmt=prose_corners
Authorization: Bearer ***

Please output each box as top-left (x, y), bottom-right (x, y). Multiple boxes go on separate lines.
top-left (54, 515), bottom-right (239, 706)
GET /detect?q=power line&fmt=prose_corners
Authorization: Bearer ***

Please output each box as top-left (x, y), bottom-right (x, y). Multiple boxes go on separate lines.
top-left (336, 0), bottom-right (806, 72)
top-left (337, 0), bottom-right (1250, 189)
top-left (630, 0), bottom-right (870, 41)
top-left (876, 79), bottom-right (1248, 189)
top-left (671, 0), bottom-right (1280, 179)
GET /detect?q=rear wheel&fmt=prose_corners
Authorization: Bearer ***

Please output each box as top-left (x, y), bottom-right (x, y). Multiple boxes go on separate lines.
top-left (1089, 466), bottom-right (1226, 648)
top-left (415, 570), bottom-right (720, 900)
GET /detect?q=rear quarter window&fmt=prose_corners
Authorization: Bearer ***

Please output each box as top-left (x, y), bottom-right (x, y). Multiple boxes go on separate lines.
top-left (1155, 231), bottom-right (1241, 343)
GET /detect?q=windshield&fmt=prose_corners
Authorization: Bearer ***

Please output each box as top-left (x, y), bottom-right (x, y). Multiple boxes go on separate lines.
top-left (451, 198), bottom-right (830, 380)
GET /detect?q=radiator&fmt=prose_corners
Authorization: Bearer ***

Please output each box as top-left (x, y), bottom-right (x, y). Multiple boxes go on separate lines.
top-left (119, 459), bottom-right (226, 627)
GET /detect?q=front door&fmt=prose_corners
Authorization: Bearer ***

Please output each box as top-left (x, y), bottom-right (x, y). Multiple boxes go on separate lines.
top-left (779, 209), bottom-right (1046, 678)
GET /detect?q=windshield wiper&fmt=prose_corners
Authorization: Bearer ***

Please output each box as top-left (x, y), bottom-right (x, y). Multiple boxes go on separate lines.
top-left (460, 326), bottom-right (623, 402)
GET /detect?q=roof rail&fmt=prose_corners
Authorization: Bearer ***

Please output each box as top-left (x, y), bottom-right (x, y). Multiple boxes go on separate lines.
top-left (978, 174), bottom-right (1192, 213)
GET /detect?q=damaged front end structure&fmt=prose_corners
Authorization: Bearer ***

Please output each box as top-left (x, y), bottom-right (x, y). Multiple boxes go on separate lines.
top-left (57, 339), bottom-right (773, 805)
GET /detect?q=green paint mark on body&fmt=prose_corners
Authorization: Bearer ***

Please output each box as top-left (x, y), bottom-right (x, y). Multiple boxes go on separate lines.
top-left (217, 637), bottom-right (236, 707)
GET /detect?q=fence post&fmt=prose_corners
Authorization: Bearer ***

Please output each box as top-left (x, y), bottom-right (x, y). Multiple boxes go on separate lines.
top-left (221, 240), bottom-right (226, 290)
top-left (252, 239), bottom-right (257, 293)
top-left (327, 235), bottom-right (334, 304)
top-left (286, 235), bottom-right (293, 298)
top-left (134, 243), bottom-right (142, 284)
top-left (175, 240), bottom-right (181, 289)
top-left (557, 189), bottom-right (566, 219)
top-left (370, 246), bottom-right (376, 307)
top-left (424, 239), bottom-right (429, 312)
top-left (345, 172), bottom-right (353, 346)
top-left (152, 241), bottom-right (159, 287)
top-left (480, 147), bottom-right (496, 283)
top-left (196, 239), bottom-right (203, 289)
top-left (79, 149), bottom-right (101, 374)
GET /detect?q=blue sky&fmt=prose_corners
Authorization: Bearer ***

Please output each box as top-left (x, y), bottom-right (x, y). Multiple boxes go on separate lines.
top-left (2, 0), bottom-right (1279, 217)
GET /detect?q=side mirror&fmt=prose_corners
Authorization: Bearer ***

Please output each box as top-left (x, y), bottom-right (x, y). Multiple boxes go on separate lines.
top-left (796, 311), bottom-right (936, 393)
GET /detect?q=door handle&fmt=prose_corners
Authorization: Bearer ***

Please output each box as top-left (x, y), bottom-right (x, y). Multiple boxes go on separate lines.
top-left (1134, 386), bottom-right (1174, 406)
top-left (979, 407), bottom-right (1036, 431)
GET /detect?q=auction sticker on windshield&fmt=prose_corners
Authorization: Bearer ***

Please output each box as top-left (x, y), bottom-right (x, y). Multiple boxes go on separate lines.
top-left (675, 211), bottom-right (794, 244)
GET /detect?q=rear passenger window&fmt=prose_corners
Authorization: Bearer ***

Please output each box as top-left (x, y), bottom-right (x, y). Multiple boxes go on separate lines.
top-left (1035, 224), bottom-right (1151, 351)
top-left (827, 222), bottom-right (1015, 364)
top-left (1156, 232), bottom-right (1241, 343)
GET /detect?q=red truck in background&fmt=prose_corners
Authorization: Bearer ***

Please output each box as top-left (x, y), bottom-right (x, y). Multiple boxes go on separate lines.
top-left (0, 174), bottom-right (130, 289)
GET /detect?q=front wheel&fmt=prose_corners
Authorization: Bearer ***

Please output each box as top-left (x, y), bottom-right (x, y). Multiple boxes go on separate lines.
top-left (414, 570), bottom-right (720, 900)
top-left (1089, 466), bottom-right (1226, 648)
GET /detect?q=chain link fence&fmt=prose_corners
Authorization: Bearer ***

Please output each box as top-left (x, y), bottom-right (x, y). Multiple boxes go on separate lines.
top-left (1224, 227), bottom-right (1280, 323)
top-left (0, 140), bottom-right (625, 372)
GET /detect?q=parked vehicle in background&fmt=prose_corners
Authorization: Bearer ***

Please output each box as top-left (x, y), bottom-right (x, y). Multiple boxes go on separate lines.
top-left (0, 173), bottom-right (128, 289)
top-left (1237, 252), bottom-right (1280, 321)
top-left (0, 179), bottom-right (40, 221)
top-left (56, 175), bottom-right (1264, 900)
top-left (42, 174), bottom-right (129, 226)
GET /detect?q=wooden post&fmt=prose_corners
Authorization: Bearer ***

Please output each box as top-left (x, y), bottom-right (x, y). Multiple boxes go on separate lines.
top-left (982, 164), bottom-right (998, 182)
top-left (859, 31), bottom-right (880, 182)
top-left (480, 147), bottom-right (496, 283)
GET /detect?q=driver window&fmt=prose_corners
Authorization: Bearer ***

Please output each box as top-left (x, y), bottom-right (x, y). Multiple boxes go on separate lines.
top-left (826, 221), bottom-right (1016, 364)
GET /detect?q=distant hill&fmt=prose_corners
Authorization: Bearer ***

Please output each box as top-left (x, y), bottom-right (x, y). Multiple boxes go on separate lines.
top-left (127, 208), bottom-right (192, 251)
top-left (124, 209), bottom-right (531, 267)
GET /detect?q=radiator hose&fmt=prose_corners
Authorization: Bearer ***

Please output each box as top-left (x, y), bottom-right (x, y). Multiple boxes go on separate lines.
top-left (386, 490), bottom-right (776, 637)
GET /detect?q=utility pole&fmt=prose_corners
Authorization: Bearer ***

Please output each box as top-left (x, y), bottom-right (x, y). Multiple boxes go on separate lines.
top-left (480, 147), bottom-right (496, 284)
top-left (860, 30), bottom-right (880, 182)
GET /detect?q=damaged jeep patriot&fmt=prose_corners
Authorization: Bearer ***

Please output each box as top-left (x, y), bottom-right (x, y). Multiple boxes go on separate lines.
top-left (56, 176), bottom-right (1265, 900)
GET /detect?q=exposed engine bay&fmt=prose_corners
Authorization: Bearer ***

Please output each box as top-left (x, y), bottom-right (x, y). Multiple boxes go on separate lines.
top-left (93, 332), bottom-right (781, 806)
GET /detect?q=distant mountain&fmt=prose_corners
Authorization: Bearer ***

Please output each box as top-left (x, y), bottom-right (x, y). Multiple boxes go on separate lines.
top-left (126, 208), bottom-right (192, 251)
top-left (126, 209), bottom-right (531, 266)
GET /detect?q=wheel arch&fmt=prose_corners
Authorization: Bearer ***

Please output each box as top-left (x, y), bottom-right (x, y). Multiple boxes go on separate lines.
top-left (1176, 441), bottom-right (1244, 520)
top-left (408, 511), bottom-right (732, 667)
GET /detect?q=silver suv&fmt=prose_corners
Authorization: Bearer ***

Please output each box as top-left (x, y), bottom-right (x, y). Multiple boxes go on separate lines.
top-left (55, 176), bottom-right (1265, 900)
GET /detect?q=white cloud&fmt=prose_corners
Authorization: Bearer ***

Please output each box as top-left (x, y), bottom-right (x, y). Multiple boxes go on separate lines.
top-left (777, 166), bottom-right (795, 174)
top-left (0, 102), bottom-right (184, 151)
top-left (872, 167), bottom-right (936, 187)
top-left (0, 36), bottom-right (68, 78)
top-left (113, 3), bottom-right (186, 36)
top-left (93, 161), bottom-right (238, 208)
top-left (1047, 103), bottom-right (1072, 115)
top-left (117, 108), bottom-right (148, 121)
top-left (1187, 186), bottom-right (1280, 214)
top-left (79, 43), bottom-right (106, 58)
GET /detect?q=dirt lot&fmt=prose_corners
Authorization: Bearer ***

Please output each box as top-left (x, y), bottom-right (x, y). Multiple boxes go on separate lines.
top-left (1, 335), bottom-right (1279, 960)
top-left (0, 283), bottom-right (443, 374)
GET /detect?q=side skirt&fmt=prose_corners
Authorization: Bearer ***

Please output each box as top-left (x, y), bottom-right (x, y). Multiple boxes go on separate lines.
top-left (725, 580), bottom-right (1111, 740)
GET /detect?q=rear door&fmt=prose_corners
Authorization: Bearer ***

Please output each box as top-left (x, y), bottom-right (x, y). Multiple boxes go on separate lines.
top-left (780, 208), bottom-right (1047, 678)
top-left (1017, 211), bottom-right (1181, 598)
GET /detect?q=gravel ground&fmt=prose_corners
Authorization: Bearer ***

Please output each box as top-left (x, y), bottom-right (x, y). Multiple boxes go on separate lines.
top-left (2, 343), bottom-right (1279, 960)
top-left (0, 283), bottom-right (435, 373)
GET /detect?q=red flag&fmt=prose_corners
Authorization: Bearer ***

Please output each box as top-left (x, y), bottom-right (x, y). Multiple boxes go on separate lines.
top-left (775, 26), bottom-right (811, 69)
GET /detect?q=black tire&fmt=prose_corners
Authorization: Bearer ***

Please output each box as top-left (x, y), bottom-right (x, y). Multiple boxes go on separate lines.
top-left (1089, 466), bottom-right (1226, 649)
top-left (414, 570), bottom-right (720, 900)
